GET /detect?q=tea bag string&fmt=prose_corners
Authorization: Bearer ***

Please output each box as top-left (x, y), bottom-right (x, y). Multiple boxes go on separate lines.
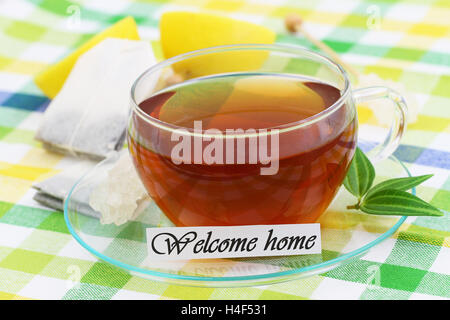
top-left (66, 74), bottom-right (113, 157)
top-left (66, 51), bottom-right (119, 157)
top-left (66, 102), bottom-right (92, 157)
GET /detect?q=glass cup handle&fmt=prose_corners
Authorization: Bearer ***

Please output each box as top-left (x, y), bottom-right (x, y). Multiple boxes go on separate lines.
top-left (353, 86), bottom-right (408, 162)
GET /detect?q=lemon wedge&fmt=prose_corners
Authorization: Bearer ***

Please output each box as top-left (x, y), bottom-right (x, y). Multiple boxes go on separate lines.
top-left (34, 17), bottom-right (140, 99)
top-left (160, 11), bottom-right (276, 77)
top-left (228, 76), bottom-right (325, 113)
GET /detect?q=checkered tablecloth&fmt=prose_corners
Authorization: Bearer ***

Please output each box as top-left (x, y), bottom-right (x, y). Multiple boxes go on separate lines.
top-left (0, 0), bottom-right (449, 300)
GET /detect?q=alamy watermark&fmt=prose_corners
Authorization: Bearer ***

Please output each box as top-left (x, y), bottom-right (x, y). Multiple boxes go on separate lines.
top-left (366, 5), bottom-right (382, 30)
top-left (66, 4), bottom-right (81, 30)
top-left (170, 121), bottom-right (280, 175)
top-left (366, 265), bottom-right (381, 290)
top-left (66, 264), bottom-right (81, 290)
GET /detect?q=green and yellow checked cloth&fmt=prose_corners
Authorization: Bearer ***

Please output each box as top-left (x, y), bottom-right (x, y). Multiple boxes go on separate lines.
top-left (0, 0), bottom-right (449, 300)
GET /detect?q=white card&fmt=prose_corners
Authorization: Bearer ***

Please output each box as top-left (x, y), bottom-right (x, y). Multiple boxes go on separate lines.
top-left (146, 224), bottom-right (321, 261)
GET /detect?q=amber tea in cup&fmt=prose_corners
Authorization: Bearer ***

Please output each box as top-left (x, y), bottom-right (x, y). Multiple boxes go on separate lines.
top-left (129, 45), bottom-right (407, 227)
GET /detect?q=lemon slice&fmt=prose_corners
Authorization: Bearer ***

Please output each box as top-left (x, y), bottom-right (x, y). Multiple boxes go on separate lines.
top-left (34, 17), bottom-right (140, 98)
top-left (160, 11), bottom-right (276, 77)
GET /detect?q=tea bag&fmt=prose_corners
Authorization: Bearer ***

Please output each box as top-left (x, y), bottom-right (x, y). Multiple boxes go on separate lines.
top-left (33, 150), bottom-right (151, 225)
top-left (32, 158), bottom-right (99, 217)
top-left (35, 38), bottom-right (157, 159)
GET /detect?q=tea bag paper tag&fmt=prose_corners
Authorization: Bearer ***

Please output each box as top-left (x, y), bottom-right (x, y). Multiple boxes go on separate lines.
top-left (146, 224), bottom-right (321, 261)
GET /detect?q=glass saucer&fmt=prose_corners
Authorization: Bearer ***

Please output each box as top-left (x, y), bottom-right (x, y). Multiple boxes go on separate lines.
top-left (64, 153), bottom-right (409, 287)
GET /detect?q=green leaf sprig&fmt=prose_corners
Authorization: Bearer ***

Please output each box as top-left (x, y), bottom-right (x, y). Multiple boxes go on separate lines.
top-left (344, 148), bottom-right (443, 217)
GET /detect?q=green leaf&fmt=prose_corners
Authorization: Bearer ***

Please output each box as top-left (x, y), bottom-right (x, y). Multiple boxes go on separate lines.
top-left (343, 147), bottom-right (375, 198)
top-left (366, 174), bottom-right (433, 198)
top-left (360, 189), bottom-right (443, 216)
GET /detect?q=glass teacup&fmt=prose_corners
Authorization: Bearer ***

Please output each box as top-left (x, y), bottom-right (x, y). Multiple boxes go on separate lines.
top-left (128, 44), bottom-right (407, 227)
